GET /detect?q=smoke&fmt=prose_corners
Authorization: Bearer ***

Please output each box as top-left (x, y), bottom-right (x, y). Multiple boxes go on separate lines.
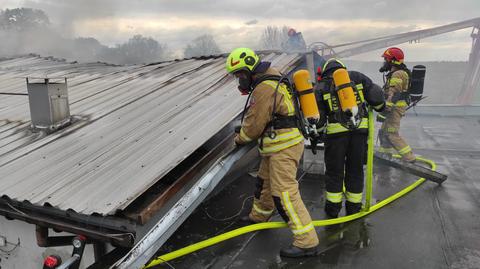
top-left (0, 7), bottom-right (172, 64)
top-left (0, 1), bottom-right (476, 63)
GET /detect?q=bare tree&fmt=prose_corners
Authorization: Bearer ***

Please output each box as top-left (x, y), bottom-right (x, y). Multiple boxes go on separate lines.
top-left (259, 26), bottom-right (289, 50)
top-left (184, 34), bottom-right (221, 58)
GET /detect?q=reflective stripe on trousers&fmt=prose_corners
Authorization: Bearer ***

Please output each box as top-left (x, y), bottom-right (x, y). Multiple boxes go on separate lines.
top-left (378, 146), bottom-right (395, 154)
top-left (281, 191), bottom-right (315, 235)
top-left (326, 191), bottom-right (342, 203)
top-left (345, 191), bottom-right (362, 203)
top-left (253, 202), bottom-right (274, 216)
top-left (398, 145), bottom-right (412, 155)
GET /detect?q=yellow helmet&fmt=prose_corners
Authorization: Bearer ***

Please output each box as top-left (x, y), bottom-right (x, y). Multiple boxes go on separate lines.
top-left (225, 48), bottom-right (260, 74)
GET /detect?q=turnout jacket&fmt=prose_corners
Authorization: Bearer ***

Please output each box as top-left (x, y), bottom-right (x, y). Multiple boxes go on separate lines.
top-left (234, 68), bottom-right (303, 154)
top-left (385, 69), bottom-right (410, 108)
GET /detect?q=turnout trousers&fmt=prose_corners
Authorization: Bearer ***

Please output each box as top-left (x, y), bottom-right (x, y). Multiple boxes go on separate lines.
top-left (378, 107), bottom-right (415, 161)
top-left (324, 132), bottom-right (367, 217)
top-left (249, 141), bottom-right (319, 248)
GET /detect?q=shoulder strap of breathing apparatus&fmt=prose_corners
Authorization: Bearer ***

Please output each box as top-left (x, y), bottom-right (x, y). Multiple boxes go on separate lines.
top-left (253, 74), bottom-right (308, 141)
top-left (325, 77), bottom-right (365, 131)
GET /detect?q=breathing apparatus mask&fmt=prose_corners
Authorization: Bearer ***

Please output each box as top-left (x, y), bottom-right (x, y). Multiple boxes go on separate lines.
top-left (379, 60), bottom-right (392, 73)
top-left (233, 70), bottom-right (253, 95)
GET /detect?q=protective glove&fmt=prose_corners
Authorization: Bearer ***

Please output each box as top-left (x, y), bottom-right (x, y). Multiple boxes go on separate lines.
top-left (234, 134), bottom-right (244, 147)
top-left (384, 105), bottom-right (392, 113)
top-left (376, 112), bottom-right (386, 123)
top-left (234, 125), bottom-right (241, 134)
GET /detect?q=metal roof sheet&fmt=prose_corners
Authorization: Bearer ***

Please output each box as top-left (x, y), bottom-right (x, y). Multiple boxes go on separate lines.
top-left (0, 53), bottom-right (302, 216)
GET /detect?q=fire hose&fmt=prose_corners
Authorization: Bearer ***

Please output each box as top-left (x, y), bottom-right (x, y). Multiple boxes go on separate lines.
top-left (143, 108), bottom-right (438, 268)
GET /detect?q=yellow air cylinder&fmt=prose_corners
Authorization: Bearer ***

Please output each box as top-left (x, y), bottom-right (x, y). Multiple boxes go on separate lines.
top-left (293, 70), bottom-right (319, 121)
top-left (332, 68), bottom-right (358, 117)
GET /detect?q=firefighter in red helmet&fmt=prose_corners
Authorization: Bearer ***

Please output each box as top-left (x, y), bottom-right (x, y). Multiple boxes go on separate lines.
top-left (283, 28), bottom-right (307, 53)
top-left (378, 47), bottom-right (416, 162)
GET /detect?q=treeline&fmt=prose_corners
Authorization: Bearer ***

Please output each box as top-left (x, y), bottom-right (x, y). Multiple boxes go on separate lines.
top-left (0, 8), bottom-right (221, 64)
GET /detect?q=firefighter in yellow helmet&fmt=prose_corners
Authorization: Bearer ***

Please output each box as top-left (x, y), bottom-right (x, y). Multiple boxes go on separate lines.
top-left (378, 47), bottom-right (415, 162)
top-left (226, 48), bottom-right (319, 257)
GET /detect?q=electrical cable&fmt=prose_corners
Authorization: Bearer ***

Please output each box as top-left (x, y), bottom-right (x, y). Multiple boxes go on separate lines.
top-left (0, 238), bottom-right (20, 254)
top-left (150, 256), bottom-right (176, 269)
top-left (203, 196), bottom-right (253, 222)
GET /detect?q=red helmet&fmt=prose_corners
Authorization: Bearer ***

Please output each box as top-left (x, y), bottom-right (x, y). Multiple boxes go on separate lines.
top-left (288, 28), bottom-right (296, 37)
top-left (382, 47), bottom-right (404, 65)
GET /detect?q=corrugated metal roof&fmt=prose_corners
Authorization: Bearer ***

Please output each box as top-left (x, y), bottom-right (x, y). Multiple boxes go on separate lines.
top-left (0, 53), bottom-right (302, 216)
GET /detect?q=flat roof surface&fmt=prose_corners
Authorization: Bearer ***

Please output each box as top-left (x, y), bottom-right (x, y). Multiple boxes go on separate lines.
top-left (154, 114), bottom-right (480, 269)
top-left (0, 53), bottom-right (302, 216)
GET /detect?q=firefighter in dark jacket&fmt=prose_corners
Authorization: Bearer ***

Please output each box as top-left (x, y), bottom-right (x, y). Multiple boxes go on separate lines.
top-left (226, 48), bottom-right (319, 257)
top-left (314, 58), bottom-right (385, 218)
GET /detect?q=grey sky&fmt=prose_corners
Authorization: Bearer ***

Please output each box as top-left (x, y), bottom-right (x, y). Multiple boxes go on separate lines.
top-left (1, 0), bottom-right (478, 60)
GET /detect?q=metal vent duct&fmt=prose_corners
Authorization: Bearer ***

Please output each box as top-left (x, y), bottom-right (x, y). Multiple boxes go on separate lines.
top-left (26, 77), bottom-right (71, 132)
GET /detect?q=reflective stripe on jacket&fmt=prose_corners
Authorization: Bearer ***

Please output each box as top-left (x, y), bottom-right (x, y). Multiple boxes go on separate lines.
top-left (323, 82), bottom-right (368, 135)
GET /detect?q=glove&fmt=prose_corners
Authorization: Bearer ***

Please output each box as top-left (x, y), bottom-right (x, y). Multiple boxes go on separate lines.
top-left (384, 104), bottom-right (393, 113)
top-left (376, 112), bottom-right (386, 123)
top-left (234, 135), bottom-right (244, 147)
top-left (234, 125), bottom-right (241, 134)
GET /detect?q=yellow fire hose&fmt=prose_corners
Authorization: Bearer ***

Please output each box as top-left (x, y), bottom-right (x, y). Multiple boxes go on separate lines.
top-left (144, 109), bottom-right (436, 268)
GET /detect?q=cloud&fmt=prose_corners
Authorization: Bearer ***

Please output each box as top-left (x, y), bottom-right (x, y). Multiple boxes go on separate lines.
top-left (0, 0), bottom-right (477, 60)
top-left (5, 0), bottom-right (480, 24)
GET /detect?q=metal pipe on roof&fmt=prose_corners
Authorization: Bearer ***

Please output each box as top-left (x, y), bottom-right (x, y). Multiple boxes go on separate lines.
top-left (0, 92), bottom-right (29, 96)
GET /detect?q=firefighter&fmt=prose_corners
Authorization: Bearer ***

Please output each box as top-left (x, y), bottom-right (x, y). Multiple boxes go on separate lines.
top-left (282, 28), bottom-right (307, 53)
top-left (315, 58), bottom-right (385, 218)
top-left (226, 48), bottom-right (319, 257)
top-left (378, 47), bottom-right (416, 162)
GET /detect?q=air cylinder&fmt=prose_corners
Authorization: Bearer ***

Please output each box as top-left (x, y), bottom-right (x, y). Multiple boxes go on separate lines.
top-left (292, 70), bottom-right (320, 122)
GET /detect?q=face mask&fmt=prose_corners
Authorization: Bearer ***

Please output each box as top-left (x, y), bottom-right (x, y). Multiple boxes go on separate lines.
top-left (234, 72), bottom-right (252, 95)
top-left (379, 60), bottom-right (391, 73)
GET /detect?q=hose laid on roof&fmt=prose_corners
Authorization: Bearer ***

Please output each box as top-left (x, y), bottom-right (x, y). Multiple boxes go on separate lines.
top-left (144, 109), bottom-right (436, 268)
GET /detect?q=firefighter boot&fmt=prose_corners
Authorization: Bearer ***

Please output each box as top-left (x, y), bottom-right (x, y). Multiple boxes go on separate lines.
top-left (280, 244), bottom-right (320, 258)
top-left (345, 201), bottom-right (362, 216)
top-left (401, 151), bottom-right (416, 163)
top-left (325, 201), bottom-right (342, 218)
top-left (239, 213), bottom-right (271, 224)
